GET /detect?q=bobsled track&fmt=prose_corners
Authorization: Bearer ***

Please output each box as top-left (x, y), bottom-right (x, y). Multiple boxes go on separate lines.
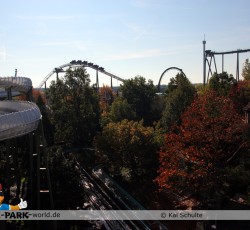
top-left (0, 76), bottom-right (41, 141)
top-left (0, 76), bottom-right (54, 215)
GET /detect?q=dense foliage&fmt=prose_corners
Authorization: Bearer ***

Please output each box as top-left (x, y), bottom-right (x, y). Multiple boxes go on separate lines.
top-left (120, 76), bottom-right (157, 125)
top-left (47, 147), bottom-right (84, 209)
top-left (155, 90), bottom-right (248, 203)
top-left (108, 97), bottom-right (136, 123)
top-left (160, 73), bottom-right (196, 132)
top-left (47, 67), bottom-right (100, 146)
top-left (230, 80), bottom-right (250, 114)
top-left (94, 119), bottom-right (162, 187)
top-left (242, 58), bottom-right (250, 80)
top-left (208, 72), bottom-right (236, 96)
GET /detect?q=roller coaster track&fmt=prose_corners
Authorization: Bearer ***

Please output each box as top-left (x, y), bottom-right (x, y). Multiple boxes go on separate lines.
top-left (77, 163), bottom-right (152, 230)
top-left (37, 60), bottom-right (125, 88)
top-left (0, 76), bottom-right (41, 141)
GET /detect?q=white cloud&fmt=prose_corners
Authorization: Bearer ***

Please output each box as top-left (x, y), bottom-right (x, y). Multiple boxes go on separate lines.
top-left (103, 49), bottom-right (179, 61)
top-left (38, 41), bottom-right (76, 46)
top-left (33, 22), bottom-right (48, 36)
top-left (123, 22), bottom-right (156, 42)
top-left (130, 0), bottom-right (150, 8)
top-left (0, 45), bottom-right (6, 62)
top-left (15, 15), bottom-right (78, 21)
top-left (76, 45), bottom-right (86, 51)
top-left (37, 40), bottom-right (86, 51)
top-left (16, 14), bottom-right (79, 36)
top-left (0, 30), bottom-right (4, 38)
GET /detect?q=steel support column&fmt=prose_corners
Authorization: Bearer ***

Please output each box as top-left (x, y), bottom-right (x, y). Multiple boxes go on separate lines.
top-left (213, 55), bottom-right (217, 74)
top-left (222, 54), bottom-right (224, 72)
top-left (96, 70), bottom-right (99, 91)
top-left (236, 52), bottom-right (239, 81)
top-left (203, 40), bottom-right (206, 86)
top-left (6, 88), bottom-right (12, 100)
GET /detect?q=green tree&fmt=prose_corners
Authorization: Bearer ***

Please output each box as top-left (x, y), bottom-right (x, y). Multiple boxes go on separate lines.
top-left (229, 80), bottom-right (250, 114)
top-left (208, 72), bottom-right (236, 96)
top-left (150, 94), bottom-right (166, 123)
top-left (48, 147), bottom-right (84, 209)
top-left (47, 67), bottom-right (100, 147)
top-left (108, 97), bottom-right (136, 123)
top-left (242, 58), bottom-right (250, 80)
top-left (34, 94), bottom-right (54, 145)
top-left (120, 76), bottom-right (157, 125)
top-left (160, 73), bottom-right (196, 132)
top-left (94, 120), bottom-right (161, 187)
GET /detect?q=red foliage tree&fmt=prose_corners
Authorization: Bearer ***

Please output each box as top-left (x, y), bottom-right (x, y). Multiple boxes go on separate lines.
top-left (99, 85), bottom-right (115, 112)
top-left (32, 89), bottom-right (47, 104)
top-left (156, 90), bottom-right (247, 194)
top-left (229, 80), bottom-right (250, 113)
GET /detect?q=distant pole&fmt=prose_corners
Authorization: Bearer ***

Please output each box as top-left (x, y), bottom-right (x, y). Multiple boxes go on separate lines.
top-left (96, 70), bottom-right (99, 91)
top-left (236, 51), bottom-right (239, 81)
top-left (222, 54), bottom-right (224, 72)
top-left (15, 69), bottom-right (17, 77)
top-left (111, 76), bottom-right (113, 89)
top-left (55, 68), bottom-right (59, 81)
top-left (203, 39), bottom-right (206, 85)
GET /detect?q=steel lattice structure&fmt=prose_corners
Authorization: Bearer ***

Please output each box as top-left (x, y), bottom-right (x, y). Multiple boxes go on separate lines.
top-left (203, 40), bottom-right (250, 85)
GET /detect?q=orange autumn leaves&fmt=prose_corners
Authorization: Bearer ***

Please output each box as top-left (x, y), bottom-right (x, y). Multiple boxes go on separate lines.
top-left (155, 90), bottom-right (247, 192)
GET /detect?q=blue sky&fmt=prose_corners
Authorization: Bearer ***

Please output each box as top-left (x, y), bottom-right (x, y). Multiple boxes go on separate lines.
top-left (1, 0), bottom-right (250, 87)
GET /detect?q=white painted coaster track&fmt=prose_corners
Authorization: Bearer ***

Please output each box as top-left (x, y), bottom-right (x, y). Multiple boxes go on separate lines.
top-left (0, 77), bottom-right (41, 141)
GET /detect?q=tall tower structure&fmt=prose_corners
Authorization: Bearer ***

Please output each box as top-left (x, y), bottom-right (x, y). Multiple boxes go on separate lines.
top-left (203, 39), bottom-right (206, 85)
